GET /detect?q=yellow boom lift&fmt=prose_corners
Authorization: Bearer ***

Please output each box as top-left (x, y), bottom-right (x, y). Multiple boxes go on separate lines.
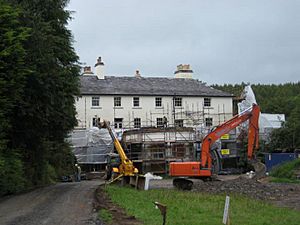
top-left (103, 120), bottom-right (144, 188)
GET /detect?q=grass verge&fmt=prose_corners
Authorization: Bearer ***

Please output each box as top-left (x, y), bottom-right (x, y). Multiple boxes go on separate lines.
top-left (270, 158), bottom-right (300, 183)
top-left (105, 185), bottom-right (300, 225)
top-left (270, 177), bottom-right (300, 183)
top-left (98, 209), bottom-right (113, 224)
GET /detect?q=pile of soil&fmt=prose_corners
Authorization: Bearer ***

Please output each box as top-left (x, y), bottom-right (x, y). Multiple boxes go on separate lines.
top-left (94, 185), bottom-right (142, 225)
top-left (192, 177), bottom-right (300, 210)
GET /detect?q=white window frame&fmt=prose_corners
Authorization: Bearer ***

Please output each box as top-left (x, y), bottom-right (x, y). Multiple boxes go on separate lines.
top-left (155, 97), bottom-right (162, 107)
top-left (133, 97), bottom-right (140, 107)
top-left (205, 117), bottom-right (213, 127)
top-left (204, 98), bottom-right (211, 107)
top-left (91, 96), bottom-right (100, 107)
top-left (114, 118), bottom-right (123, 129)
top-left (174, 97), bottom-right (182, 107)
top-left (175, 119), bottom-right (184, 127)
top-left (156, 118), bottom-right (164, 127)
top-left (114, 97), bottom-right (121, 107)
top-left (92, 117), bottom-right (101, 127)
top-left (134, 118), bottom-right (141, 128)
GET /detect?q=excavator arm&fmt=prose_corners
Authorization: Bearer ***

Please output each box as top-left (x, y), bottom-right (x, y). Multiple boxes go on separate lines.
top-left (200, 104), bottom-right (260, 169)
top-left (170, 104), bottom-right (264, 183)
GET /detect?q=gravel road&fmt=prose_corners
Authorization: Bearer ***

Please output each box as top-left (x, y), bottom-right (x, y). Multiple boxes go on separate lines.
top-left (0, 180), bottom-right (103, 225)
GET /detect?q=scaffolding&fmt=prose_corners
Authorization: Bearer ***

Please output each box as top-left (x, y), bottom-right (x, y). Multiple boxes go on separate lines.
top-left (74, 102), bottom-right (234, 174)
top-left (122, 127), bottom-right (195, 174)
top-left (107, 102), bottom-right (232, 130)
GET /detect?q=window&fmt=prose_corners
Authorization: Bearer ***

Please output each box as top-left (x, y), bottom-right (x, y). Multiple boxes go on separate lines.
top-left (155, 97), bottom-right (162, 107)
top-left (204, 98), bottom-right (211, 107)
top-left (174, 97), bottom-right (182, 107)
top-left (114, 118), bottom-right (123, 128)
top-left (205, 118), bottom-right (213, 127)
top-left (114, 97), bottom-right (121, 107)
top-left (92, 96), bottom-right (100, 107)
top-left (133, 97), bottom-right (139, 107)
top-left (156, 118), bottom-right (163, 127)
top-left (172, 144), bottom-right (185, 158)
top-left (92, 117), bottom-right (101, 127)
top-left (175, 119), bottom-right (184, 127)
top-left (134, 118), bottom-right (141, 128)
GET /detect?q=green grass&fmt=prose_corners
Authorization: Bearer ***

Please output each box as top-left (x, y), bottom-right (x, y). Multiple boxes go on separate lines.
top-left (270, 158), bottom-right (300, 182)
top-left (270, 177), bottom-right (300, 183)
top-left (98, 209), bottom-right (113, 224)
top-left (105, 185), bottom-right (300, 225)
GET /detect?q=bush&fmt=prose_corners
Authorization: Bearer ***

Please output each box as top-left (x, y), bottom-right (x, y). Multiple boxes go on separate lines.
top-left (44, 163), bottom-right (58, 184)
top-left (0, 153), bottom-right (26, 195)
top-left (270, 159), bottom-right (300, 180)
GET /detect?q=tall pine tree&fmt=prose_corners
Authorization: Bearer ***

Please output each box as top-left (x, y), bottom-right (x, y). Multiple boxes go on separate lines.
top-left (7, 0), bottom-right (80, 187)
top-left (0, 0), bottom-right (29, 194)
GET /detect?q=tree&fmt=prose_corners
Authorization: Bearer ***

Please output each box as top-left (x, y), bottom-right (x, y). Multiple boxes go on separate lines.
top-left (10, 0), bottom-right (80, 185)
top-left (0, 0), bottom-right (29, 194)
top-left (0, 0), bottom-right (80, 194)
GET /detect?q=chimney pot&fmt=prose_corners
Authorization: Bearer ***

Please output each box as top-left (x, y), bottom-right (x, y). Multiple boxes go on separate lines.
top-left (174, 64), bottom-right (193, 79)
top-left (94, 56), bottom-right (105, 79)
top-left (135, 70), bottom-right (141, 78)
top-left (95, 56), bottom-right (104, 67)
top-left (83, 66), bottom-right (93, 75)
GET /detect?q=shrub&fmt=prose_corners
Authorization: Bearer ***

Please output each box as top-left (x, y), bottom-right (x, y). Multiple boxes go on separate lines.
top-left (0, 153), bottom-right (26, 195)
top-left (270, 158), bottom-right (300, 180)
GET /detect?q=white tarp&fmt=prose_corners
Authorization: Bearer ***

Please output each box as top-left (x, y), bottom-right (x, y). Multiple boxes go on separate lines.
top-left (238, 85), bottom-right (257, 114)
top-left (68, 127), bottom-right (113, 164)
top-left (237, 85), bottom-right (285, 141)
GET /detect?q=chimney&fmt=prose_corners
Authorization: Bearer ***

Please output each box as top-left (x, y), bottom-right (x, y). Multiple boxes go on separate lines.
top-left (94, 57), bottom-right (105, 79)
top-left (174, 64), bottom-right (193, 79)
top-left (82, 66), bottom-right (93, 75)
top-left (135, 70), bottom-right (141, 78)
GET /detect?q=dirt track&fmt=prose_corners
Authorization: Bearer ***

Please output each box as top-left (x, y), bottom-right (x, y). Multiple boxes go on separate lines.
top-left (0, 180), bottom-right (103, 225)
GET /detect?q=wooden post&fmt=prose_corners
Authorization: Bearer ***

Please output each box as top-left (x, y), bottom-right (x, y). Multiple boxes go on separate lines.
top-left (154, 202), bottom-right (167, 225)
top-left (222, 196), bottom-right (230, 225)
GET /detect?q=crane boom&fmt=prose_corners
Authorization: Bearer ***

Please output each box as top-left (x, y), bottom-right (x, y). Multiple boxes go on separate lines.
top-left (104, 120), bottom-right (138, 177)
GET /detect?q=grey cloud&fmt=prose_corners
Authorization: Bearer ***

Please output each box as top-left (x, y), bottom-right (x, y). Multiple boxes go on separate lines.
top-left (68, 0), bottom-right (300, 84)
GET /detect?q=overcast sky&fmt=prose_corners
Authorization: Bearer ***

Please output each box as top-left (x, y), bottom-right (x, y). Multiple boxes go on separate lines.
top-left (67, 0), bottom-right (300, 84)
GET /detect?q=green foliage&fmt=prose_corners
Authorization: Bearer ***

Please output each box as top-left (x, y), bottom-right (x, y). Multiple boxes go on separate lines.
top-left (0, 153), bottom-right (26, 195)
top-left (0, 0), bottom-right (29, 195)
top-left (98, 209), bottom-right (113, 224)
top-left (0, 0), bottom-right (80, 195)
top-left (270, 159), bottom-right (300, 181)
top-left (106, 185), bottom-right (300, 225)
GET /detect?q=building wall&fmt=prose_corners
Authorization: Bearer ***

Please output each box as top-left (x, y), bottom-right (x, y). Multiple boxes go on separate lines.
top-left (75, 95), bottom-right (233, 129)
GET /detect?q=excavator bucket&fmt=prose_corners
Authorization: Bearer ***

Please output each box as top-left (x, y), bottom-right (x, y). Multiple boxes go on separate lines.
top-left (249, 160), bottom-right (266, 179)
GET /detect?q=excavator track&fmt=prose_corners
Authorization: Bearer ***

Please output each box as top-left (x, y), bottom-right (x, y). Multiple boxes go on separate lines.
top-left (173, 178), bottom-right (194, 190)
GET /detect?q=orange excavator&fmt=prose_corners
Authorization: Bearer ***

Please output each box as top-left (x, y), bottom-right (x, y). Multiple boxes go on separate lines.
top-left (170, 104), bottom-right (265, 190)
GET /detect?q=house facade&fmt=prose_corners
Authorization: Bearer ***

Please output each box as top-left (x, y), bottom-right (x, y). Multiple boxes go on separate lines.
top-left (75, 57), bottom-right (234, 130)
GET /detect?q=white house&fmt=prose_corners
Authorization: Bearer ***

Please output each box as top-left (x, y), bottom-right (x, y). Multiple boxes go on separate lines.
top-left (75, 57), bottom-right (234, 130)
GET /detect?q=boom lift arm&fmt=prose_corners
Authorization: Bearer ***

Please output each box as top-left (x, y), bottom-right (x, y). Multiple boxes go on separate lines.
top-left (104, 120), bottom-right (138, 182)
top-left (170, 104), bottom-right (261, 179)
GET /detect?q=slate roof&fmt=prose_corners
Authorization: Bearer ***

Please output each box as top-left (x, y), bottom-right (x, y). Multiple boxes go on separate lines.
top-left (79, 75), bottom-right (233, 97)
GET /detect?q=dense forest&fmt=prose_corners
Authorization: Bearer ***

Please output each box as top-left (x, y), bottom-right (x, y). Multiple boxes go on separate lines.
top-left (212, 82), bottom-right (300, 151)
top-left (0, 0), bottom-right (79, 195)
